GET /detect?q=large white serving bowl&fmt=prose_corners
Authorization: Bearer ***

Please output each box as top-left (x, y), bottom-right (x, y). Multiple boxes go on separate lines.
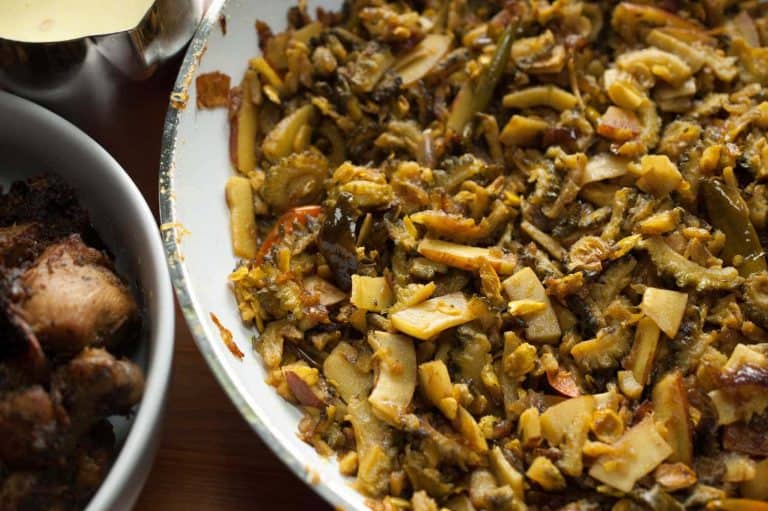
top-left (159, 1), bottom-right (369, 510)
top-left (0, 90), bottom-right (175, 511)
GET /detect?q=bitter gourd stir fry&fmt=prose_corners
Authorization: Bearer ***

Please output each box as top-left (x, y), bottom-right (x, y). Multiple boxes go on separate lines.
top-left (216, 0), bottom-right (768, 509)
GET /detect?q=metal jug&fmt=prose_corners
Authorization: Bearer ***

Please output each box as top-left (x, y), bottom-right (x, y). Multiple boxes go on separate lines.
top-left (0, 0), bottom-right (202, 100)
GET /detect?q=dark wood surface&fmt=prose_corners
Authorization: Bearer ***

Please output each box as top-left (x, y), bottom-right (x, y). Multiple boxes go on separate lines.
top-left (33, 51), bottom-right (330, 511)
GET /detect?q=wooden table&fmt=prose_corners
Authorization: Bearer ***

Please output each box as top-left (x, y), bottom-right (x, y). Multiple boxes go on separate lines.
top-left (34, 48), bottom-right (330, 511)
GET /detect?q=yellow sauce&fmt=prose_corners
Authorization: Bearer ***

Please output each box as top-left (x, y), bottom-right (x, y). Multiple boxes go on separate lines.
top-left (0, 0), bottom-right (155, 42)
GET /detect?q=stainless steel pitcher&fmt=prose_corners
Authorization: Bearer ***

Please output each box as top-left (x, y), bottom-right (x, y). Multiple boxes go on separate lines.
top-left (0, 0), bottom-right (202, 99)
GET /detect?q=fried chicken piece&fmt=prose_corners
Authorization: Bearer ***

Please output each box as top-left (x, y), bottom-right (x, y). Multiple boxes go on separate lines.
top-left (0, 176), bottom-right (144, 509)
top-left (51, 348), bottom-right (144, 438)
top-left (0, 386), bottom-right (59, 468)
top-left (15, 235), bottom-right (138, 355)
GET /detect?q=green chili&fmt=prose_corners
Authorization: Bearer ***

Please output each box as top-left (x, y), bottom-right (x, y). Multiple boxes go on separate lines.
top-left (472, 22), bottom-right (516, 118)
top-left (446, 21), bottom-right (516, 139)
top-left (702, 178), bottom-right (767, 277)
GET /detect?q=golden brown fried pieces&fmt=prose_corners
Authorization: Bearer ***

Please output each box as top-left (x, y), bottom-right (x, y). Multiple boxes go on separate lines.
top-left (0, 176), bottom-right (145, 509)
top-left (16, 235), bottom-right (138, 355)
top-left (195, 71), bottom-right (231, 109)
top-left (51, 348), bottom-right (144, 438)
top-left (0, 386), bottom-right (59, 468)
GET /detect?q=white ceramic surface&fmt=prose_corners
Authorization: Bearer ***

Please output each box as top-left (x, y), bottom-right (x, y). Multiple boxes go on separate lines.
top-left (0, 90), bottom-right (175, 511)
top-left (159, 1), bottom-right (370, 510)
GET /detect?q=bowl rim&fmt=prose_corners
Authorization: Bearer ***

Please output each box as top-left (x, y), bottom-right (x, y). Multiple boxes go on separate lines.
top-left (0, 89), bottom-right (175, 511)
top-left (158, 2), bottom-right (356, 509)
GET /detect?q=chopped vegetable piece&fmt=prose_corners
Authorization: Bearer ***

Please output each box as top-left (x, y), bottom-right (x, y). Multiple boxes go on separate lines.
top-left (454, 406), bottom-right (488, 452)
top-left (582, 154), bottom-right (630, 185)
top-left (262, 104), bottom-right (316, 162)
top-left (499, 115), bottom-right (549, 146)
top-left (503, 86), bottom-right (578, 111)
top-left (256, 320), bottom-right (299, 369)
top-left (316, 193), bottom-right (358, 291)
top-left (526, 456), bottom-right (566, 491)
top-left (417, 238), bottom-right (516, 274)
top-left (640, 237), bottom-right (743, 291)
top-left (625, 317), bottom-right (661, 385)
top-left (597, 106), bottom-right (641, 142)
top-left (571, 325), bottom-right (631, 371)
top-left (634, 155), bottom-right (685, 197)
top-left (507, 299), bottom-right (546, 316)
top-left (468, 23), bottom-right (516, 124)
top-left (653, 371), bottom-right (693, 465)
top-left (518, 407), bottom-right (542, 447)
top-left (351, 275), bottom-right (394, 312)
top-left (283, 363), bottom-right (325, 408)
top-left (540, 395), bottom-right (595, 476)
top-left (612, 2), bottom-right (703, 42)
top-left (445, 82), bottom-right (474, 139)
top-left (292, 21), bottom-right (323, 44)
top-left (546, 368), bottom-right (580, 397)
top-left (589, 417), bottom-right (673, 492)
top-left (391, 282), bottom-right (437, 312)
top-left (590, 409), bottom-right (624, 444)
top-left (261, 150), bottom-right (329, 212)
top-left (708, 344), bottom-right (768, 425)
top-left (617, 48), bottom-right (692, 86)
top-left (249, 56), bottom-right (283, 88)
top-left (323, 342), bottom-right (373, 403)
top-left (302, 275), bottom-right (347, 306)
top-left (410, 203), bottom-right (513, 243)
top-left (638, 209), bottom-right (680, 235)
top-left (390, 293), bottom-right (479, 340)
top-left (640, 287), bottom-right (687, 338)
top-left (489, 447), bottom-right (524, 500)
top-left (502, 268), bottom-right (561, 344)
top-left (348, 397), bottom-right (394, 497)
top-left (702, 178), bottom-right (767, 277)
top-left (418, 360), bottom-right (458, 419)
top-left (393, 34), bottom-right (453, 86)
top-left (520, 221), bottom-right (567, 261)
top-left (504, 342), bottom-right (536, 378)
top-left (254, 205), bottom-right (323, 265)
top-left (654, 462), bottom-right (697, 491)
top-left (229, 70), bottom-right (259, 173)
top-left (617, 369), bottom-right (643, 399)
top-left (225, 176), bottom-right (258, 260)
top-left (604, 68), bottom-right (646, 110)
top-left (367, 331), bottom-right (417, 425)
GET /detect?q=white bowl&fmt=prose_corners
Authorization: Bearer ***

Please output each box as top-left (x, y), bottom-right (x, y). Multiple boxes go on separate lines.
top-left (0, 90), bottom-right (175, 511)
top-left (159, 1), bottom-right (368, 510)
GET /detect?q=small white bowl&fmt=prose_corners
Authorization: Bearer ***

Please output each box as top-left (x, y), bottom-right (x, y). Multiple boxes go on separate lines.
top-left (0, 90), bottom-right (174, 511)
